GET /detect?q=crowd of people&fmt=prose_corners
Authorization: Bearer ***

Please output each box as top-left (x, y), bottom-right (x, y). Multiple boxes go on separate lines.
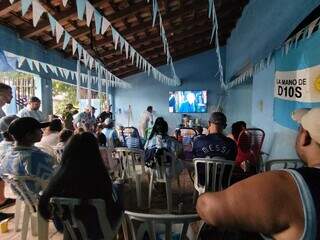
top-left (0, 81), bottom-right (319, 240)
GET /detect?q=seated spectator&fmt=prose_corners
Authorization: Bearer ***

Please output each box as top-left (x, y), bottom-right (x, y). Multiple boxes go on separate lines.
top-left (227, 121), bottom-right (256, 172)
top-left (56, 129), bottom-right (73, 148)
top-left (0, 117), bottom-right (55, 193)
top-left (35, 119), bottom-right (63, 157)
top-left (193, 126), bottom-right (205, 141)
top-left (192, 112), bottom-right (237, 186)
top-left (0, 115), bottom-right (19, 210)
top-left (97, 132), bottom-right (107, 147)
top-left (39, 132), bottom-right (123, 238)
top-left (145, 117), bottom-right (184, 177)
top-left (227, 121), bottom-right (247, 142)
top-left (101, 120), bottom-right (120, 147)
top-left (37, 119), bottom-right (63, 147)
top-left (125, 129), bottom-right (143, 149)
top-left (196, 108), bottom-right (320, 240)
top-left (0, 115), bottom-right (19, 155)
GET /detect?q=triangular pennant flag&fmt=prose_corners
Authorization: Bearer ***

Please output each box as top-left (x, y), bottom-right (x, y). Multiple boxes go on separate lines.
top-left (9, 0), bottom-right (15, 4)
top-left (112, 28), bottom-right (120, 50)
top-left (32, 0), bottom-right (45, 27)
top-left (94, 10), bottom-right (102, 34)
top-left (63, 32), bottom-right (71, 50)
top-left (77, 45), bottom-right (83, 60)
top-left (63, 68), bottom-right (70, 79)
top-left (76, 60), bottom-right (81, 100)
top-left (72, 39), bottom-right (78, 55)
top-left (26, 58), bottom-right (34, 71)
top-left (18, 56), bottom-right (26, 68)
top-left (76, 0), bottom-right (86, 20)
top-left (152, 0), bottom-right (158, 27)
top-left (86, 1), bottom-right (94, 27)
top-left (62, 0), bottom-right (68, 7)
top-left (89, 57), bottom-right (94, 69)
top-left (48, 64), bottom-right (58, 75)
top-left (101, 18), bottom-right (111, 34)
top-left (55, 23), bottom-right (64, 43)
top-left (58, 67), bottom-right (65, 78)
top-left (120, 37), bottom-right (125, 53)
top-left (40, 62), bottom-right (48, 73)
top-left (21, 0), bottom-right (32, 16)
top-left (307, 18), bottom-right (319, 38)
top-left (48, 14), bottom-right (56, 36)
top-left (125, 41), bottom-right (129, 59)
top-left (33, 60), bottom-right (40, 72)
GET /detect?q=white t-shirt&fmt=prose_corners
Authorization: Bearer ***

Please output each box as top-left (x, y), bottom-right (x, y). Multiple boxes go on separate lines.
top-left (17, 108), bottom-right (46, 122)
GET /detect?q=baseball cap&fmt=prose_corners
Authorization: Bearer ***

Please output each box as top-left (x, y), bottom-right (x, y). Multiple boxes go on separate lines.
top-left (8, 117), bottom-right (50, 138)
top-left (292, 108), bottom-right (320, 144)
top-left (66, 103), bottom-right (78, 110)
top-left (0, 115), bottom-right (19, 133)
top-left (209, 112), bottom-right (227, 126)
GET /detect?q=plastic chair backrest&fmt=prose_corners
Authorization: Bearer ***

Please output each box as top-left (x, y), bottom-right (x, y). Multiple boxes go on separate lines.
top-left (194, 157), bottom-right (235, 193)
top-left (114, 147), bottom-right (145, 179)
top-left (154, 150), bottom-right (177, 181)
top-left (50, 197), bottom-right (123, 240)
top-left (53, 145), bottom-right (64, 163)
top-left (125, 211), bottom-right (200, 240)
top-left (2, 174), bottom-right (47, 213)
top-left (238, 128), bottom-right (265, 169)
top-left (264, 159), bottom-right (304, 171)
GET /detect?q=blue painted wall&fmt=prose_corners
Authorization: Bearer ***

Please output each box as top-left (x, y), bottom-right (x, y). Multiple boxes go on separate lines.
top-left (226, 0), bottom-right (320, 80)
top-left (114, 49), bottom-right (227, 134)
top-left (223, 0), bottom-right (320, 160)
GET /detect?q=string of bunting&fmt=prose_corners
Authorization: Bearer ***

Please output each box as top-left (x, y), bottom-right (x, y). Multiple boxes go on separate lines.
top-left (146, 0), bottom-right (180, 84)
top-left (4, 51), bottom-right (131, 90)
top-left (208, 0), bottom-right (225, 90)
top-left (72, 0), bottom-right (180, 86)
top-left (14, 0), bottom-right (131, 92)
top-left (224, 14), bottom-right (320, 90)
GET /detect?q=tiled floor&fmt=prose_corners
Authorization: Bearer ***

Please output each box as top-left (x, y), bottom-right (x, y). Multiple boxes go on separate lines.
top-left (0, 169), bottom-right (197, 239)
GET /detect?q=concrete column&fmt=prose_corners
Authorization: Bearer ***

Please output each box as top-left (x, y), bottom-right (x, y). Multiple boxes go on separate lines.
top-left (34, 75), bottom-right (53, 118)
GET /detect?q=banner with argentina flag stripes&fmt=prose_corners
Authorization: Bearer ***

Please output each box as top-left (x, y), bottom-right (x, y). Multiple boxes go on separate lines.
top-left (274, 29), bottom-right (320, 130)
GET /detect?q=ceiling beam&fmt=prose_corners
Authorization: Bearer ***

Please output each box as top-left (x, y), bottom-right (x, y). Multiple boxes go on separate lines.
top-left (46, 0), bottom-right (209, 50)
top-left (0, 1), bottom-right (21, 17)
top-left (21, 0), bottom-right (148, 38)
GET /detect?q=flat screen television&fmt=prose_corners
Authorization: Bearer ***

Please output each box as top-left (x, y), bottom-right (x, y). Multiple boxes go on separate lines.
top-left (169, 90), bottom-right (207, 113)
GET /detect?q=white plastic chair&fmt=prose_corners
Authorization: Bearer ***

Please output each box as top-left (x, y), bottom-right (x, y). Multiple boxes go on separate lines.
top-left (50, 197), bottom-right (124, 240)
top-left (99, 146), bottom-right (114, 170)
top-left (264, 159), bottom-right (304, 171)
top-left (3, 174), bottom-right (49, 240)
top-left (53, 145), bottom-right (64, 163)
top-left (124, 211), bottom-right (200, 240)
top-left (148, 151), bottom-right (182, 212)
top-left (193, 157), bottom-right (235, 195)
top-left (1, 174), bottom-right (23, 232)
top-left (114, 147), bottom-right (145, 207)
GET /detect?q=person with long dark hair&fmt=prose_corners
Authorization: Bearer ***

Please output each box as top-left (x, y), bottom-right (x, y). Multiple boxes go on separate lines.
top-left (144, 117), bottom-right (184, 176)
top-left (38, 132), bottom-right (123, 238)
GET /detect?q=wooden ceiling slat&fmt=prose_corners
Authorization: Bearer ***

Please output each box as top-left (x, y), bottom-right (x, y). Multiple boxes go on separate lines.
top-left (0, 0), bottom-right (249, 80)
top-left (47, 0), bottom-right (209, 50)
top-left (0, 1), bottom-right (21, 17)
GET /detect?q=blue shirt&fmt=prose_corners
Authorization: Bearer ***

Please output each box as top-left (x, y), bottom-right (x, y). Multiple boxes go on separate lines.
top-left (192, 133), bottom-right (237, 160)
top-left (0, 146), bottom-right (55, 193)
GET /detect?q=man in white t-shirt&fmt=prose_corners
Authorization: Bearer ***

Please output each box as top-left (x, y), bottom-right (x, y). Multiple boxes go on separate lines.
top-left (17, 96), bottom-right (46, 122)
top-left (139, 106), bottom-right (154, 139)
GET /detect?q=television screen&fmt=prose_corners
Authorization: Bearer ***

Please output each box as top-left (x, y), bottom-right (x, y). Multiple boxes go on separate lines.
top-left (169, 90), bottom-right (207, 113)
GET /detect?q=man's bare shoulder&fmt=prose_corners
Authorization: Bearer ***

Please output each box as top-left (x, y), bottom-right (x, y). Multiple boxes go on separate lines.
top-left (197, 170), bottom-right (304, 236)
